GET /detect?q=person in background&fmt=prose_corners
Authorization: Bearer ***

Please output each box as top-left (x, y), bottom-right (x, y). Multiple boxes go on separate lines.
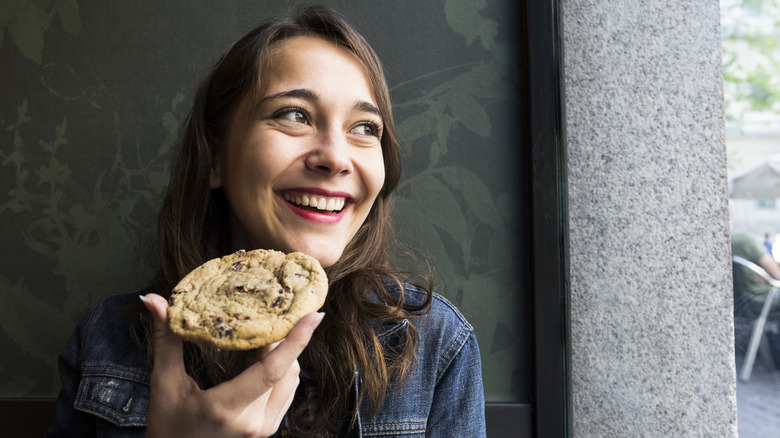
top-left (764, 233), bottom-right (774, 256)
top-left (732, 231), bottom-right (780, 368)
top-left (732, 232), bottom-right (780, 317)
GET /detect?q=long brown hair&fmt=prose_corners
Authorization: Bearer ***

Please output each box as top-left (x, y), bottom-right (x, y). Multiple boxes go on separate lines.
top-left (145, 5), bottom-right (432, 435)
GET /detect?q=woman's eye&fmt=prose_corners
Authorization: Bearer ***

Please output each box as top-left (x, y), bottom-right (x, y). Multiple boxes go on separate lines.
top-left (352, 123), bottom-right (380, 137)
top-left (277, 109), bottom-right (308, 124)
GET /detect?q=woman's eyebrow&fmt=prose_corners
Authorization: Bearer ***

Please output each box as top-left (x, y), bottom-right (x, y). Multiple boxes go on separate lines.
top-left (258, 89), bottom-right (381, 118)
top-left (354, 100), bottom-right (382, 117)
top-left (259, 88), bottom-right (318, 105)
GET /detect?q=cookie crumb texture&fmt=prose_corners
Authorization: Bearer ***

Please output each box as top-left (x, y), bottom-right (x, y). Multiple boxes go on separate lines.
top-left (168, 249), bottom-right (328, 350)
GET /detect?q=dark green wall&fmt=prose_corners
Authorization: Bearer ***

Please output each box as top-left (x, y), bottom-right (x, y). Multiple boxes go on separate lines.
top-left (0, 0), bottom-right (528, 403)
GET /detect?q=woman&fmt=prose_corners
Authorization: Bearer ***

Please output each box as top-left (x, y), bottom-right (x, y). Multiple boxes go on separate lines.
top-left (47, 6), bottom-right (485, 437)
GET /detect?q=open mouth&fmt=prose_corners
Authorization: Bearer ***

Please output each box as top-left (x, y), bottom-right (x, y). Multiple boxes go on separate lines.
top-left (282, 192), bottom-right (347, 214)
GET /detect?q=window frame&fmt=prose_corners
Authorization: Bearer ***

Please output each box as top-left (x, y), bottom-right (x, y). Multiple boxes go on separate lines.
top-left (483, 0), bottom-right (571, 436)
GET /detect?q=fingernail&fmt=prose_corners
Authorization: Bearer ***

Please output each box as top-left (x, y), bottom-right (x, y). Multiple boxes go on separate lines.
top-left (139, 294), bottom-right (151, 303)
top-left (312, 312), bottom-right (325, 329)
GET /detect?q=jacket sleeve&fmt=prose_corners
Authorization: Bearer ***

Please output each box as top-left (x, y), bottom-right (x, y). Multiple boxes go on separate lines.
top-left (45, 313), bottom-right (97, 437)
top-left (427, 330), bottom-right (487, 437)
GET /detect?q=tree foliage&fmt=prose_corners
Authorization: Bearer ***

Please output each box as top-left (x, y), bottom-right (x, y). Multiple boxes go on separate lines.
top-left (721, 0), bottom-right (780, 123)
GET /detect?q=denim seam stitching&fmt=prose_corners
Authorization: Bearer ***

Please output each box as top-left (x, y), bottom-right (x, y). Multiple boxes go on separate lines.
top-left (81, 364), bottom-right (150, 384)
top-left (435, 323), bottom-right (470, 383)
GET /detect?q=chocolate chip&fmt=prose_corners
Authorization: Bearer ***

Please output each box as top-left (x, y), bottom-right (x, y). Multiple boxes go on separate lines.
top-left (214, 323), bottom-right (233, 339)
top-left (272, 296), bottom-right (288, 308)
top-left (231, 261), bottom-right (244, 272)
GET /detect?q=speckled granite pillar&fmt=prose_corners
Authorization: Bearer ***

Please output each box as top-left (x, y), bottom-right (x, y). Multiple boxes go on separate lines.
top-left (562, 0), bottom-right (737, 436)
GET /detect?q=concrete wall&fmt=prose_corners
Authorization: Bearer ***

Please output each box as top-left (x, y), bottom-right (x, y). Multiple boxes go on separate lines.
top-left (563, 0), bottom-right (738, 435)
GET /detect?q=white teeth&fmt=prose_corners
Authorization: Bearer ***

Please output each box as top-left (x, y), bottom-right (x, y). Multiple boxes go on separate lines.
top-left (284, 193), bottom-right (346, 212)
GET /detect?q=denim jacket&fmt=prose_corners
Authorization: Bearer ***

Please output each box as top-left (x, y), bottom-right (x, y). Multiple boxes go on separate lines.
top-left (46, 286), bottom-right (486, 437)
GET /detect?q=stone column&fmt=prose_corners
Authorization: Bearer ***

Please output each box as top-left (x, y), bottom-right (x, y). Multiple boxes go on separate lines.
top-left (562, 0), bottom-right (737, 435)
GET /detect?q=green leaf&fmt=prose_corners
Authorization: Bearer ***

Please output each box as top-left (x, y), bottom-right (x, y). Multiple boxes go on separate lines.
top-left (37, 158), bottom-right (71, 186)
top-left (444, 0), bottom-right (498, 49)
top-left (439, 165), bottom-right (504, 229)
top-left (55, 0), bottom-right (81, 36)
top-left (54, 117), bottom-right (68, 148)
top-left (488, 233), bottom-right (518, 274)
top-left (406, 173), bottom-right (471, 266)
top-left (1, 186), bottom-right (33, 213)
top-left (397, 110), bottom-right (436, 146)
top-left (1, 144), bottom-right (27, 167)
top-left (0, 275), bottom-right (66, 369)
top-left (447, 92), bottom-right (491, 137)
top-left (393, 198), bottom-right (458, 281)
top-left (428, 138), bottom-right (441, 166)
top-left (434, 113), bottom-right (453, 157)
top-left (7, 2), bottom-right (49, 64)
top-left (7, 99), bottom-right (31, 131)
top-left (24, 236), bottom-right (52, 254)
top-left (449, 62), bottom-right (514, 101)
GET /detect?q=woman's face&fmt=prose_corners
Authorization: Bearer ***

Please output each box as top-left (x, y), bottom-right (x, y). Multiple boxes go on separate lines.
top-left (211, 36), bottom-right (386, 268)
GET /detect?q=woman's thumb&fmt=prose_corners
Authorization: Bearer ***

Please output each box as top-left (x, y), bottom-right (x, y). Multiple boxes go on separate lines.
top-left (140, 294), bottom-right (185, 375)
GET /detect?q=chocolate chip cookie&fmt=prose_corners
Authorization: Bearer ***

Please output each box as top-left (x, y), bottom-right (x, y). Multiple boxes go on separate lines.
top-left (167, 249), bottom-right (328, 350)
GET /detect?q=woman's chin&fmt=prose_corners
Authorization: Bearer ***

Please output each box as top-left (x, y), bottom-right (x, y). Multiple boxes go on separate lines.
top-left (304, 250), bottom-right (342, 269)
top-left (277, 242), bottom-right (344, 269)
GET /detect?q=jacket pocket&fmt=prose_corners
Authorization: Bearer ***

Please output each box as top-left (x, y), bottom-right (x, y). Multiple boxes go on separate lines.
top-left (75, 369), bottom-right (150, 427)
top-left (362, 420), bottom-right (427, 437)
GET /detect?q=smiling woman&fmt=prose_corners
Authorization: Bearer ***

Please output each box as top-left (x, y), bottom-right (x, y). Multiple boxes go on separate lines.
top-left (45, 5), bottom-right (486, 438)
top-left (210, 37), bottom-right (386, 267)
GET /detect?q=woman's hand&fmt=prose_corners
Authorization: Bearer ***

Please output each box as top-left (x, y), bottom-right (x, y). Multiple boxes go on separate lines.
top-left (140, 293), bottom-right (324, 438)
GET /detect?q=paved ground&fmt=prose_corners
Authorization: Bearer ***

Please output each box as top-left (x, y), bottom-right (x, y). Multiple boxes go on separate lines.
top-left (736, 341), bottom-right (780, 437)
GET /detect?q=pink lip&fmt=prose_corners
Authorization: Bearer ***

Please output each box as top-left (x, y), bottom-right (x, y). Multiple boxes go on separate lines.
top-left (286, 187), bottom-right (353, 198)
top-left (278, 189), bottom-right (352, 224)
top-left (284, 202), bottom-right (349, 223)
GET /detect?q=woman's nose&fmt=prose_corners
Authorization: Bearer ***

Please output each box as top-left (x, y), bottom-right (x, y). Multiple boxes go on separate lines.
top-left (305, 130), bottom-right (354, 176)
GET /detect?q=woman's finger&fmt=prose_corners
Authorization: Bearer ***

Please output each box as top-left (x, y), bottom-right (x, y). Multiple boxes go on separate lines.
top-left (140, 294), bottom-right (186, 377)
top-left (224, 312), bottom-right (324, 406)
top-left (255, 341), bottom-right (281, 362)
top-left (267, 360), bottom-right (301, 431)
top-left (141, 293), bottom-right (197, 438)
top-left (243, 358), bottom-right (300, 432)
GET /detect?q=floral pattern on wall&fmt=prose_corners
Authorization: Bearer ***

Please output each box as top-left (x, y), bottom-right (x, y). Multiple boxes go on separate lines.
top-left (0, 0), bottom-right (528, 402)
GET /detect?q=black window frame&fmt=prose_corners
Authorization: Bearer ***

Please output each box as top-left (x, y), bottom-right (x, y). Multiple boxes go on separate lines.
top-left (485, 0), bottom-right (570, 436)
top-left (526, 0), bottom-right (570, 436)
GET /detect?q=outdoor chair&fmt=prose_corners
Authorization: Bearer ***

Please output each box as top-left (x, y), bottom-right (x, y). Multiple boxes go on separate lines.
top-left (732, 255), bottom-right (780, 381)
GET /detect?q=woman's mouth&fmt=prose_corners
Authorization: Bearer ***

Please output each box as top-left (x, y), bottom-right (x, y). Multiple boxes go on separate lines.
top-left (282, 191), bottom-right (347, 214)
